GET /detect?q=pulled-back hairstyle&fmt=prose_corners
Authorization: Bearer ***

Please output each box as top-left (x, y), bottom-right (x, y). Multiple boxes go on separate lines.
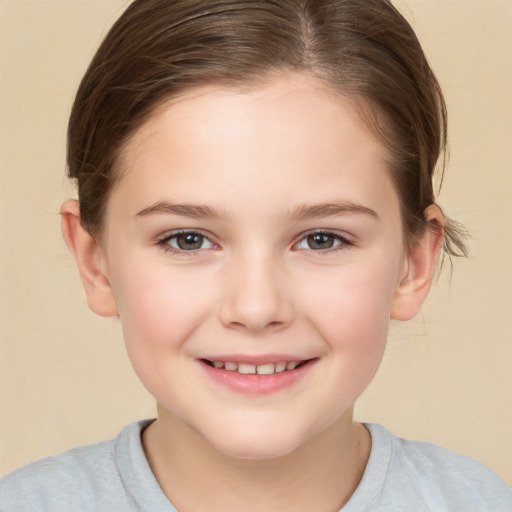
top-left (67, 0), bottom-right (466, 256)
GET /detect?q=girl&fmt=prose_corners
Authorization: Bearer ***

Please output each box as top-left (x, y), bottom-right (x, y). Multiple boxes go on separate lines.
top-left (1, 0), bottom-right (510, 510)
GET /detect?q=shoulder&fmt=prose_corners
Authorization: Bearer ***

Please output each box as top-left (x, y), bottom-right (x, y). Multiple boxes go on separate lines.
top-left (0, 421), bottom-right (152, 512)
top-left (363, 423), bottom-right (512, 511)
top-left (0, 439), bottom-right (114, 511)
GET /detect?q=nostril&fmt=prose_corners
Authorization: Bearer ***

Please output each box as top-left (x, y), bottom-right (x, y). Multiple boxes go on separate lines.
top-left (229, 321), bottom-right (247, 330)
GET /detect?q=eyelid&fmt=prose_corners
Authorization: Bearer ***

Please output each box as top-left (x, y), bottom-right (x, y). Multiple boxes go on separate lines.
top-left (157, 229), bottom-right (219, 254)
top-left (293, 229), bottom-right (354, 252)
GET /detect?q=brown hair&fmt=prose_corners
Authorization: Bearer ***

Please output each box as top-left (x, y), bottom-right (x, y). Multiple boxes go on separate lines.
top-left (67, 0), bottom-right (467, 255)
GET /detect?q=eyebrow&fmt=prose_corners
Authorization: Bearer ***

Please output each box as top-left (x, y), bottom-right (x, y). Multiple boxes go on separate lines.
top-left (136, 201), bottom-right (225, 219)
top-left (135, 200), bottom-right (379, 221)
top-left (289, 202), bottom-right (379, 221)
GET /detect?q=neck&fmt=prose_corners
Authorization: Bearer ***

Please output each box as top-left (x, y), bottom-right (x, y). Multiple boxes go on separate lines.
top-left (142, 407), bottom-right (371, 512)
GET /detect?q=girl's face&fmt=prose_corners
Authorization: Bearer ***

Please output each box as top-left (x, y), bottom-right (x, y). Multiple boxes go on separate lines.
top-left (101, 74), bottom-right (409, 458)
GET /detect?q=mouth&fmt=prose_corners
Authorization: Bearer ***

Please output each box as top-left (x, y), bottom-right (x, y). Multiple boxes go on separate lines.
top-left (198, 357), bottom-right (317, 394)
top-left (201, 358), bottom-right (313, 375)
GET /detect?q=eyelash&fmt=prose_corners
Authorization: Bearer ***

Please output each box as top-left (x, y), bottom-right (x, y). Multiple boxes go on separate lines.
top-left (157, 229), bottom-right (354, 255)
top-left (294, 230), bottom-right (354, 254)
top-left (157, 230), bottom-right (217, 256)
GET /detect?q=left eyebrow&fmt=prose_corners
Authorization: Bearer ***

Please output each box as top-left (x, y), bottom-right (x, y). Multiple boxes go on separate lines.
top-left (289, 202), bottom-right (379, 221)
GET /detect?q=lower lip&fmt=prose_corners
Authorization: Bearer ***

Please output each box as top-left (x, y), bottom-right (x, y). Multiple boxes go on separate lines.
top-left (199, 360), bottom-right (316, 395)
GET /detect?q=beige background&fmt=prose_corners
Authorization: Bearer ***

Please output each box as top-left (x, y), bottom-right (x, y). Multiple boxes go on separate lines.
top-left (1, 0), bottom-right (511, 483)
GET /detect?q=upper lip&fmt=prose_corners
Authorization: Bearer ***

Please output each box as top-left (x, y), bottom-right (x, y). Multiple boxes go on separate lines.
top-left (198, 354), bottom-right (315, 365)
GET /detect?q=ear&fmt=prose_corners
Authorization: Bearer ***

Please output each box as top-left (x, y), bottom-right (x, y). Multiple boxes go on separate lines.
top-left (391, 205), bottom-right (444, 321)
top-left (60, 199), bottom-right (118, 317)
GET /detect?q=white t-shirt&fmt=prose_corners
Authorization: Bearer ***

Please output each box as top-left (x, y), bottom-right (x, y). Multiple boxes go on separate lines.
top-left (1, 420), bottom-right (511, 511)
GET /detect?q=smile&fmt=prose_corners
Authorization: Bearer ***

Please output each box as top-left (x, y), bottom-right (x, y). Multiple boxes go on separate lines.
top-left (203, 359), bottom-right (309, 375)
top-left (198, 357), bottom-right (317, 394)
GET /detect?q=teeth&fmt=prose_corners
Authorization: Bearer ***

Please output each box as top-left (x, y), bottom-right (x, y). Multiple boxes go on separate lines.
top-left (275, 362), bottom-right (287, 373)
top-left (238, 363), bottom-right (256, 374)
top-left (256, 363), bottom-right (275, 375)
top-left (210, 360), bottom-right (304, 374)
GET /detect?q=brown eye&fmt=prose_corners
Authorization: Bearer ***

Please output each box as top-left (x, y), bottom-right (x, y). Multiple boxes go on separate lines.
top-left (306, 233), bottom-right (335, 250)
top-left (162, 231), bottom-right (214, 251)
top-left (295, 231), bottom-right (352, 252)
top-left (175, 233), bottom-right (204, 250)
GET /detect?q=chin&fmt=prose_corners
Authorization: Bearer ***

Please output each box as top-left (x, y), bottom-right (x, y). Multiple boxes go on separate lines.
top-left (203, 418), bottom-right (315, 461)
top-left (212, 434), bottom-right (299, 460)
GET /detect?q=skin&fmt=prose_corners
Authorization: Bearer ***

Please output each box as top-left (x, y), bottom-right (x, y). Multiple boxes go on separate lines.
top-left (61, 73), bottom-right (443, 511)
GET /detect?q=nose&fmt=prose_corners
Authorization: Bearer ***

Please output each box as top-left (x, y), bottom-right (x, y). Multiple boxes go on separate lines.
top-left (218, 252), bottom-right (294, 333)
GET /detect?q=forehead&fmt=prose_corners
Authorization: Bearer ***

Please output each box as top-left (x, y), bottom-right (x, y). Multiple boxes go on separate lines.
top-left (110, 73), bottom-right (398, 220)
top-left (121, 74), bottom-right (386, 162)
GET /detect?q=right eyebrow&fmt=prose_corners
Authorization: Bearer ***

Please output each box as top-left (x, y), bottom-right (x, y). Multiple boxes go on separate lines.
top-left (135, 201), bottom-right (225, 219)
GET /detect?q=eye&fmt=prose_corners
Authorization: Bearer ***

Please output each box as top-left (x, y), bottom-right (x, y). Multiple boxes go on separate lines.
top-left (295, 231), bottom-right (352, 251)
top-left (159, 230), bottom-right (215, 252)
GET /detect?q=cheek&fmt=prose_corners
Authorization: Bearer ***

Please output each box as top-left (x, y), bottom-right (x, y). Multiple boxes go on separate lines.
top-left (301, 255), bottom-right (401, 353)
top-left (110, 264), bottom-right (220, 406)
top-left (111, 262), bottom-right (214, 359)
top-left (306, 267), bottom-right (397, 406)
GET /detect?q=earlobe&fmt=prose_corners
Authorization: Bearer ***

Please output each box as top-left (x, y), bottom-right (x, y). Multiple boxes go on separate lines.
top-left (391, 205), bottom-right (444, 321)
top-left (60, 199), bottom-right (118, 317)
